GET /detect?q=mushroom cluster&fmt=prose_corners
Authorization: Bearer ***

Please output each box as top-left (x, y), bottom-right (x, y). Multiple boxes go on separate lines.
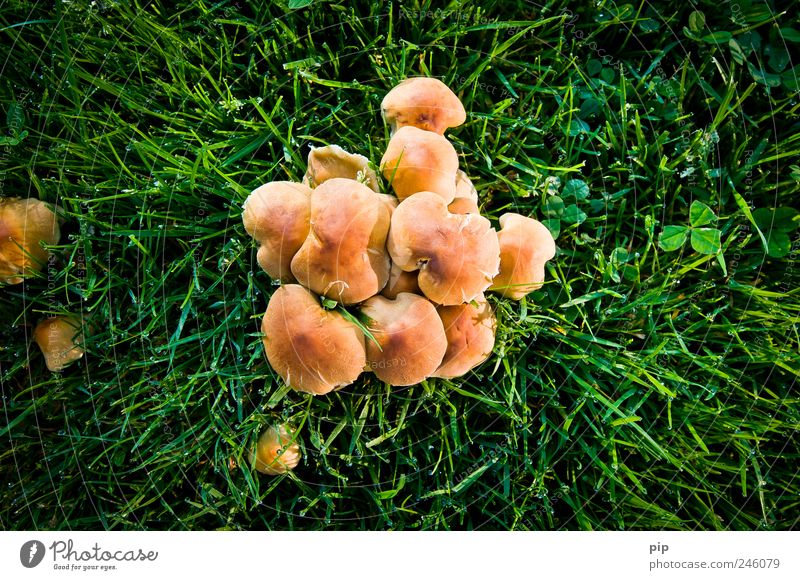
top-left (241, 78), bottom-right (557, 473)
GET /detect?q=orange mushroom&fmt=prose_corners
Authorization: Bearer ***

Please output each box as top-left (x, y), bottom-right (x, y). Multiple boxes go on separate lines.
top-left (0, 197), bottom-right (60, 285)
top-left (360, 293), bottom-right (447, 386)
top-left (303, 144), bottom-right (380, 192)
top-left (381, 77), bottom-right (466, 135)
top-left (387, 191), bottom-right (500, 305)
top-left (33, 315), bottom-right (85, 372)
top-left (489, 213), bottom-right (556, 300)
top-left (380, 126), bottom-right (459, 203)
top-left (249, 423), bottom-right (302, 475)
top-left (261, 284), bottom-right (366, 395)
top-left (433, 297), bottom-right (496, 379)
top-left (381, 262), bottom-right (421, 299)
top-left (242, 181), bottom-right (311, 282)
top-left (291, 178), bottom-right (392, 304)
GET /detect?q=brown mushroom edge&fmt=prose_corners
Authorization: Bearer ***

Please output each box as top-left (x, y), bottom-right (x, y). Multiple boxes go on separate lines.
top-left (290, 178), bottom-right (392, 305)
top-left (433, 297), bottom-right (497, 379)
top-left (302, 144), bottom-right (380, 192)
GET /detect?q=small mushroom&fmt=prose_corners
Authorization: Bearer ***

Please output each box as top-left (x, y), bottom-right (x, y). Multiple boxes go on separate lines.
top-left (381, 262), bottom-right (421, 299)
top-left (242, 181), bottom-right (311, 282)
top-left (261, 284), bottom-right (366, 395)
top-left (381, 77), bottom-right (466, 135)
top-left (249, 423), bottom-right (301, 475)
top-left (33, 315), bottom-right (85, 372)
top-left (291, 178), bottom-right (392, 304)
top-left (360, 293), bottom-right (447, 386)
top-left (433, 297), bottom-right (496, 379)
top-left (380, 126), bottom-right (459, 203)
top-left (302, 144), bottom-right (380, 192)
top-left (0, 197), bottom-right (61, 285)
top-left (387, 191), bottom-right (500, 305)
top-left (489, 213), bottom-right (556, 300)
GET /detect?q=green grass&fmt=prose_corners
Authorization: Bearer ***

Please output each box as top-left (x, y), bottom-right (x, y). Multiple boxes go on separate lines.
top-left (1, 0), bottom-right (798, 530)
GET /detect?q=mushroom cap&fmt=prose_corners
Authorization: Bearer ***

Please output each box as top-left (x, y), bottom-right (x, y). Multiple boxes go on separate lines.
top-left (381, 77), bottom-right (466, 135)
top-left (381, 261), bottom-right (421, 299)
top-left (249, 423), bottom-right (302, 475)
top-left (261, 284), bottom-right (366, 395)
top-left (0, 197), bottom-right (61, 285)
top-left (242, 181), bottom-right (311, 281)
top-left (302, 144), bottom-right (380, 192)
top-left (387, 191), bottom-right (500, 306)
top-left (433, 297), bottom-right (497, 379)
top-left (489, 213), bottom-right (556, 300)
top-left (33, 315), bottom-right (85, 372)
top-left (360, 293), bottom-right (447, 386)
top-left (291, 178), bottom-right (392, 304)
top-left (380, 126), bottom-right (459, 203)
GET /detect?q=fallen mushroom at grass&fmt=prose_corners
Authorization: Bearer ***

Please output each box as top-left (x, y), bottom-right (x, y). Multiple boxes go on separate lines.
top-left (302, 144), bottom-right (380, 192)
top-left (0, 197), bottom-right (61, 285)
top-left (249, 423), bottom-right (301, 475)
top-left (381, 77), bottom-right (466, 135)
top-left (33, 315), bottom-right (85, 372)
top-left (490, 213), bottom-right (557, 300)
top-left (380, 126), bottom-right (459, 203)
top-left (387, 191), bottom-right (500, 306)
top-left (360, 292), bottom-right (448, 386)
top-left (242, 181), bottom-right (311, 282)
top-left (261, 284), bottom-right (366, 395)
top-left (433, 296), bottom-right (496, 379)
top-left (291, 178), bottom-right (392, 304)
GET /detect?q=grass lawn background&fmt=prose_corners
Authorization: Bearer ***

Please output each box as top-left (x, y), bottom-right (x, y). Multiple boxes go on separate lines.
top-left (1, 0), bottom-right (798, 530)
